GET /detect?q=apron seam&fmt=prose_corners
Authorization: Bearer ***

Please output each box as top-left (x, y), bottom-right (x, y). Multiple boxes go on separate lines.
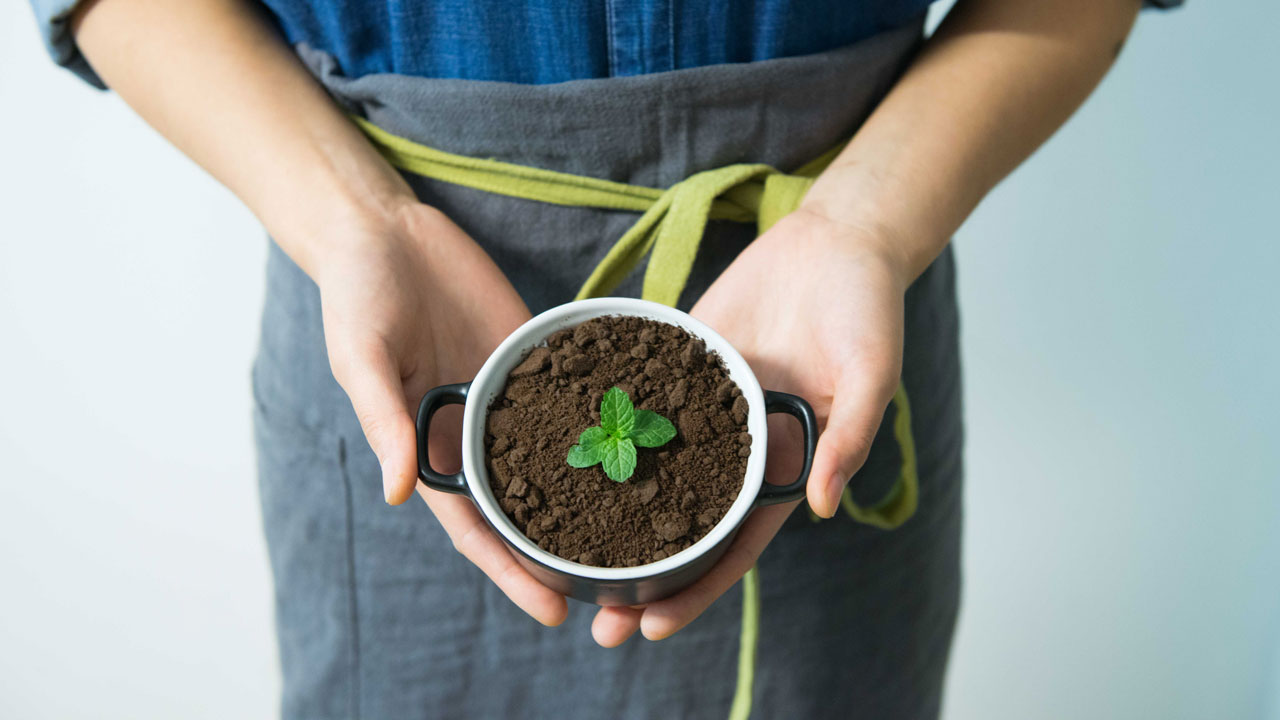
top-left (337, 436), bottom-right (363, 718)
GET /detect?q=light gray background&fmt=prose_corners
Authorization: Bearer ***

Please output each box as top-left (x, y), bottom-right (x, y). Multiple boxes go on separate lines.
top-left (1, 1), bottom-right (1276, 718)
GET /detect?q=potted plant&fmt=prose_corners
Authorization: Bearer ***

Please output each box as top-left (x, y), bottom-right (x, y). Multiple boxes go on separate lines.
top-left (416, 298), bottom-right (816, 606)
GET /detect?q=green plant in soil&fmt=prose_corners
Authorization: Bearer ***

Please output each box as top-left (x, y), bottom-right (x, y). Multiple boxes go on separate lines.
top-left (566, 386), bottom-right (676, 482)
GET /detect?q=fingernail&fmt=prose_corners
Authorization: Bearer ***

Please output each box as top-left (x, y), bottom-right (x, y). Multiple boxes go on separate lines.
top-left (380, 461), bottom-right (395, 504)
top-left (824, 471), bottom-right (846, 517)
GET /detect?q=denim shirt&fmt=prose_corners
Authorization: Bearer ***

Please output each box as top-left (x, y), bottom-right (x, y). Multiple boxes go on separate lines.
top-left (255, 0), bottom-right (933, 83)
top-left (32, 0), bottom-right (1183, 89)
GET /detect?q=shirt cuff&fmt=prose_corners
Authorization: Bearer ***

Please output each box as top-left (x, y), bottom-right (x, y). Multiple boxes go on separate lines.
top-left (30, 0), bottom-right (106, 89)
top-left (1145, 0), bottom-right (1185, 8)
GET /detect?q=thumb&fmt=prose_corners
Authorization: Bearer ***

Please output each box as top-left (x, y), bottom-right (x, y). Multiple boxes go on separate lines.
top-left (332, 345), bottom-right (419, 505)
top-left (807, 369), bottom-right (897, 518)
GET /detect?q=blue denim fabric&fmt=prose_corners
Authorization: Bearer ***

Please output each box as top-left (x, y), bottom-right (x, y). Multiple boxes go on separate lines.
top-left (256, 0), bottom-right (936, 83)
top-left (29, 0), bottom-right (104, 88)
top-left (32, 0), bottom-right (1184, 89)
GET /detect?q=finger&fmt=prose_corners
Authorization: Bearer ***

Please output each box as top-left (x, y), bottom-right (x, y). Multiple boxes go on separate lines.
top-left (591, 606), bottom-right (643, 647)
top-left (639, 503), bottom-right (793, 641)
top-left (332, 343), bottom-right (419, 505)
top-left (424, 403), bottom-right (464, 473)
top-left (424, 488), bottom-right (569, 627)
top-left (807, 369), bottom-right (897, 518)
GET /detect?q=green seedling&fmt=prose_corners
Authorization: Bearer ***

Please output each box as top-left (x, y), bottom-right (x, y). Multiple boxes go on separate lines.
top-left (566, 387), bottom-right (676, 482)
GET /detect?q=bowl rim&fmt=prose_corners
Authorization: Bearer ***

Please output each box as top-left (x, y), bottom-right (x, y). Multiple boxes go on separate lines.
top-left (460, 297), bottom-right (768, 581)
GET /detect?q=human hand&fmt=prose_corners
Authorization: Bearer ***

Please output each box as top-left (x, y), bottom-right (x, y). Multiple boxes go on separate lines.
top-left (315, 201), bottom-right (569, 627)
top-left (590, 207), bottom-right (911, 645)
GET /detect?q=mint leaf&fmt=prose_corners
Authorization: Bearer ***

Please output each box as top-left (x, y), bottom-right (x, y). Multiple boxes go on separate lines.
top-left (576, 425), bottom-right (611, 452)
top-left (599, 386), bottom-right (634, 437)
top-left (601, 437), bottom-right (637, 482)
top-left (629, 409), bottom-right (677, 448)
top-left (564, 386), bottom-right (675, 482)
top-left (566, 426), bottom-right (610, 467)
top-left (565, 445), bottom-right (599, 468)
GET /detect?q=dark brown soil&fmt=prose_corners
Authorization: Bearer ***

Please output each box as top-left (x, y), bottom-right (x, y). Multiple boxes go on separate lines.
top-left (484, 315), bottom-right (750, 567)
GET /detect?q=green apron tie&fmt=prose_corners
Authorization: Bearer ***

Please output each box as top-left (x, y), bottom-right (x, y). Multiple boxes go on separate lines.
top-left (576, 166), bottom-right (816, 305)
top-left (359, 118), bottom-right (821, 308)
top-left (355, 117), bottom-right (919, 718)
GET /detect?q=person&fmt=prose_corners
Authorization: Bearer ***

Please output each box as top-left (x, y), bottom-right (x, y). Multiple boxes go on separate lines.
top-left (29, 0), bottom-right (1179, 717)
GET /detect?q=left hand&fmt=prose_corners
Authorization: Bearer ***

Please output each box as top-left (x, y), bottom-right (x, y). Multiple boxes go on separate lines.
top-left (590, 206), bottom-right (912, 646)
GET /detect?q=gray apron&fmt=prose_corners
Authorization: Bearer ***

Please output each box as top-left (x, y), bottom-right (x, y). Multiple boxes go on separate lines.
top-left (252, 17), bottom-right (962, 719)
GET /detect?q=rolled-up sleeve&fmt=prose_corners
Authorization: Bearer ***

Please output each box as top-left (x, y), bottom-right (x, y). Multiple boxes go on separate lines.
top-left (30, 0), bottom-right (105, 89)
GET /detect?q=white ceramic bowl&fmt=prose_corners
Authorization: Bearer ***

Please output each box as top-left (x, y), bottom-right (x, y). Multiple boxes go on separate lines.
top-left (416, 298), bottom-right (816, 605)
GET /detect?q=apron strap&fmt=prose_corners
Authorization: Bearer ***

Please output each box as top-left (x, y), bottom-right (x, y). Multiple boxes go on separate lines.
top-left (579, 163), bottom-right (788, 306)
top-left (355, 116), bottom-right (921, 718)
top-left (357, 117), bottom-right (790, 307)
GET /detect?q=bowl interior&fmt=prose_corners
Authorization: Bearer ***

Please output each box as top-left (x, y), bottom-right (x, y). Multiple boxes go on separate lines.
top-left (461, 298), bottom-right (768, 581)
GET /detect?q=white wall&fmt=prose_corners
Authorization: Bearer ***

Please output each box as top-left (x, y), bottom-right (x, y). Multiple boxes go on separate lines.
top-left (0, 8), bottom-right (276, 718)
top-left (930, 1), bottom-right (1280, 718)
top-left (2, 1), bottom-right (1276, 718)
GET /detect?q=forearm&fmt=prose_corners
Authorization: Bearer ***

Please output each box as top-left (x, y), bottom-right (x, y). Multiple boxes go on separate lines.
top-left (802, 0), bottom-right (1141, 280)
top-left (71, 0), bottom-right (413, 277)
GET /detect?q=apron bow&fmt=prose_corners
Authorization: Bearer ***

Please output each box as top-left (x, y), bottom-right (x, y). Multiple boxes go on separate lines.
top-left (578, 164), bottom-right (815, 306)
top-left (355, 116), bottom-right (821, 308)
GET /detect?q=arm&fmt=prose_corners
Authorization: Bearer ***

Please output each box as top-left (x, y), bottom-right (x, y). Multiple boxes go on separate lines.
top-left (593, 0), bottom-right (1142, 645)
top-left (71, 0), bottom-right (404, 277)
top-left (801, 0), bottom-right (1142, 281)
top-left (71, 0), bottom-right (569, 626)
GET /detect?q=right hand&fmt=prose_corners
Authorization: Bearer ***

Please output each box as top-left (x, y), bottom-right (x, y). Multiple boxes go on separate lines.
top-left (314, 200), bottom-right (569, 627)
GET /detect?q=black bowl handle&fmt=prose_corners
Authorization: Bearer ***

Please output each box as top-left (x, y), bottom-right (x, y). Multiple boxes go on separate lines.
top-left (415, 381), bottom-right (473, 496)
top-left (754, 390), bottom-right (818, 507)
